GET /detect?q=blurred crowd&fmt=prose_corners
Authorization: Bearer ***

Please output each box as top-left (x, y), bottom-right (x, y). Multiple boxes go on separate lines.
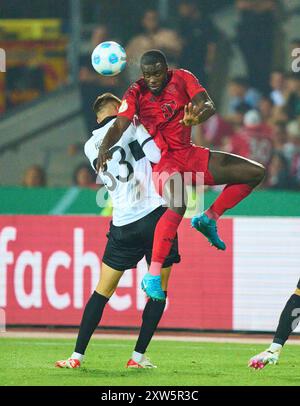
top-left (22, 163), bottom-right (97, 189)
top-left (19, 0), bottom-right (300, 190)
top-left (199, 71), bottom-right (300, 190)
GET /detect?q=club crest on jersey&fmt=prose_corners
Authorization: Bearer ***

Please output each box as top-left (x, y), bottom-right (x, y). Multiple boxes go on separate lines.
top-left (119, 99), bottom-right (128, 113)
top-left (161, 101), bottom-right (177, 120)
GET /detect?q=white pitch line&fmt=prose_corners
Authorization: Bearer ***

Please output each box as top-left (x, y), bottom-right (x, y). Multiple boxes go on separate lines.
top-left (49, 187), bottom-right (80, 214)
top-left (2, 331), bottom-right (300, 345)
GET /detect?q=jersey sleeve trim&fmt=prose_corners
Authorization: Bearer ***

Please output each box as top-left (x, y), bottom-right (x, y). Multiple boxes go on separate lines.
top-left (117, 83), bottom-right (140, 121)
top-left (177, 69), bottom-right (206, 99)
top-left (191, 88), bottom-right (206, 99)
top-left (140, 136), bottom-right (153, 149)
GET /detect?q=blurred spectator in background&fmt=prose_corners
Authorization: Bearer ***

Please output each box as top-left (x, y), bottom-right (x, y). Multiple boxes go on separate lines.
top-left (229, 109), bottom-right (274, 169)
top-left (226, 101), bottom-right (251, 131)
top-left (284, 73), bottom-right (300, 120)
top-left (291, 150), bottom-right (300, 189)
top-left (269, 70), bottom-right (286, 107)
top-left (286, 120), bottom-right (300, 156)
top-left (73, 163), bottom-right (96, 188)
top-left (273, 121), bottom-right (288, 154)
top-left (22, 165), bottom-right (47, 187)
top-left (176, 0), bottom-right (218, 88)
top-left (286, 120), bottom-right (300, 188)
top-left (6, 65), bottom-right (46, 110)
top-left (259, 96), bottom-right (276, 126)
top-left (235, 0), bottom-right (278, 94)
top-left (79, 25), bottom-right (126, 133)
top-left (198, 113), bottom-right (234, 149)
top-left (227, 76), bottom-right (261, 113)
top-left (266, 152), bottom-right (294, 189)
top-left (126, 9), bottom-right (183, 82)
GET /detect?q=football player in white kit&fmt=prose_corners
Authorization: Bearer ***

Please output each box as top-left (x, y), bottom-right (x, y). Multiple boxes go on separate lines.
top-left (55, 93), bottom-right (180, 369)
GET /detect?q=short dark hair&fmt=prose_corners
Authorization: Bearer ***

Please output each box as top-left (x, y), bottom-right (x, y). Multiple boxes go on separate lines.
top-left (93, 93), bottom-right (121, 114)
top-left (72, 162), bottom-right (95, 185)
top-left (140, 49), bottom-right (167, 67)
top-left (23, 164), bottom-right (47, 187)
top-left (230, 76), bottom-right (250, 88)
top-left (271, 69), bottom-right (285, 76)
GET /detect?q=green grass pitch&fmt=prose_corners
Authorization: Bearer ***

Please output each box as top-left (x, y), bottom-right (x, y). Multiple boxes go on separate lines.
top-left (1, 337), bottom-right (300, 386)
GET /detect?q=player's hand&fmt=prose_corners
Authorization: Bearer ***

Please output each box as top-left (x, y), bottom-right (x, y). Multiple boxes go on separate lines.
top-left (179, 102), bottom-right (202, 127)
top-left (96, 146), bottom-right (111, 172)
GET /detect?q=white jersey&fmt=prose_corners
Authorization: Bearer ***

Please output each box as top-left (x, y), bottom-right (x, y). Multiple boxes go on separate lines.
top-left (84, 117), bottom-right (164, 226)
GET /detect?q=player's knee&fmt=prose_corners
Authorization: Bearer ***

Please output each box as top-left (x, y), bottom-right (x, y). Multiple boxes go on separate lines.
top-left (253, 164), bottom-right (266, 185)
top-left (96, 285), bottom-right (114, 298)
top-left (247, 163), bottom-right (266, 187)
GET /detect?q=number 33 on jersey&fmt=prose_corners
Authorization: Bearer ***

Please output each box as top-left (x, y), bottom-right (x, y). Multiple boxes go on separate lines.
top-left (84, 117), bottom-right (164, 227)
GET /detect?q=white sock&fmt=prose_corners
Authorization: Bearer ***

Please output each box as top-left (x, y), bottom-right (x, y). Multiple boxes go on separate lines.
top-left (132, 351), bottom-right (143, 363)
top-left (71, 352), bottom-right (84, 362)
top-left (269, 343), bottom-right (282, 353)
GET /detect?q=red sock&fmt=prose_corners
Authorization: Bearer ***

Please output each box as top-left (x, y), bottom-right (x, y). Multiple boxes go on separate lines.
top-left (149, 209), bottom-right (183, 276)
top-left (205, 208), bottom-right (220, 221)
top-left (209, 184), bottom-right (253, 217)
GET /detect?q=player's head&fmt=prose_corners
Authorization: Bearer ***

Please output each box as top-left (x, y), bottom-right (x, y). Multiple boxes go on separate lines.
top-left (93, 93), bottom-right (121, 124)
top-left (140, 49), bottom-right (168, 95)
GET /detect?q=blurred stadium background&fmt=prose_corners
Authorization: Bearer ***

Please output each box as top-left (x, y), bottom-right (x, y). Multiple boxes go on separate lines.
top-left (1, 0), bottom-right (300, 335)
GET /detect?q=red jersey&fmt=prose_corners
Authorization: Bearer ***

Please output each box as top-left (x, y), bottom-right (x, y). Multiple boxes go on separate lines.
top-left (118, 69), bottom-right (206, 151)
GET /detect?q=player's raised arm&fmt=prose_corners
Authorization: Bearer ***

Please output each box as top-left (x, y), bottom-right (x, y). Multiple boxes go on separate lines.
top-left (96, 116), bottom-right (131, 171)
top-left (178, 69), bottom-right (216, 127)
top-left (97, 84), bottom-right (140, 171)
top-left (180, 91), bottom-right (216, 127)
top-left (136, 123), bottom-right (161, 164)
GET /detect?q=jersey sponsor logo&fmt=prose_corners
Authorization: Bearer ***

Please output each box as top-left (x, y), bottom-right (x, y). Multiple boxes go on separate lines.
top-left (119, 99), bottom-right (128, 113)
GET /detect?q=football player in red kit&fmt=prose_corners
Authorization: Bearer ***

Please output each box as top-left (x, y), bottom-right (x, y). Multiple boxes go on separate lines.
top-left (97, 50), bottom-right (265, 301)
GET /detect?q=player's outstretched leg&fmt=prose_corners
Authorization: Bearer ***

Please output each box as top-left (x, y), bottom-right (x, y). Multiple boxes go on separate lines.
top-left (192, 151), bottom-right (265, 250)
top-left (55, 264), bottom-right (122, 368)
top-left (128, 268), bottom-right (171, 368)
top-left (143, 174), bottom-right (186, 300)
top-left (191, 213), bottom-right (226, 250)
top-left (127, 295), bottom-right (162, 368)
top-left (55, 290), bottom-right (109, 369)
top-left (249, 288), bottom-right (300, 369)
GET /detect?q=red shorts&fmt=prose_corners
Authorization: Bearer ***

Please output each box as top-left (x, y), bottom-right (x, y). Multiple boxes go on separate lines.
top-left (152, 145), bottom-right (215, 195)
